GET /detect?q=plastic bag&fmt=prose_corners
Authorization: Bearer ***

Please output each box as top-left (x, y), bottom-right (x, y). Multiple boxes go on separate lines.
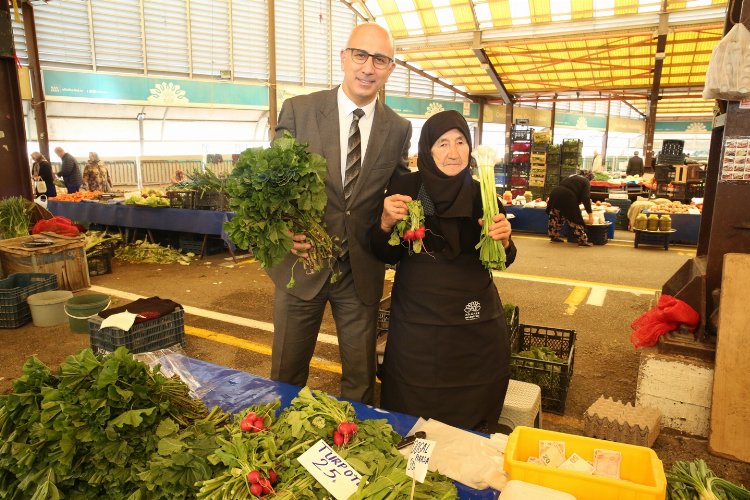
top-left (31, 215), bottom-right (82, 237)
top-left (630, 294), bottom-right (700, 348)
top-left (702, 23), bottom-right (750, 100)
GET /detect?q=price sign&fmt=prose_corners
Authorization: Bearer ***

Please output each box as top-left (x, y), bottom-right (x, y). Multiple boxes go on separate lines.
top-left (405, 438), bottom-right (435, 483)
top-left (297, 439), bottom-right (362, 500)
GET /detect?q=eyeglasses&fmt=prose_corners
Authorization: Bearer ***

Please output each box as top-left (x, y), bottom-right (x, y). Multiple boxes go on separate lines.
top-left (346, 48), bottom-right (393, 69)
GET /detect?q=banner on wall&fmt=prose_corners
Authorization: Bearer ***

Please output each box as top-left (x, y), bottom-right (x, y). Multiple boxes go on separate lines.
top-left (655, 121), bottom-right (713, 133)
top-left (385, 95), bottom-right (479, 119)
top-left (42, 69), bottom-right (268, 108)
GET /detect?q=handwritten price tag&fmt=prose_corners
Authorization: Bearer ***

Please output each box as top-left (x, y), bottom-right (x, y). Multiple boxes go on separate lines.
top-left (405, 438), bottom-right (435, 483)
top-left (297, 439), bottom-right (362, 500)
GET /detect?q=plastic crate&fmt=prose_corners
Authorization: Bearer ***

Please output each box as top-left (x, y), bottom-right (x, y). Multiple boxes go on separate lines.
top-left (504, 426), bottom-right (666, 500)
top-left (179, 236), bottom-right (225, 256)
top-left (89, 307), bottom-right (185, 354)
top-left (510, 324), bottom-right (576, 414)
top-left (166, 190), bottom-right (196, 209)
top-left (661, 139), bottom-right (684, 156)
top-left (194, 191), bottom-right (229, 211)
top-left (87, 250), bottom-right (113, 276)
top-left (656, 152), bottom-right (685, 166)
top-left (0, 273), bottom-right (58, 328)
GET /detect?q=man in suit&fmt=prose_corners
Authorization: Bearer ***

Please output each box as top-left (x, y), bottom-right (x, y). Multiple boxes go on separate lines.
top-left (269, 22), bottom-right (412, 404)
top-left (626, 150), bottom-right (644, 176)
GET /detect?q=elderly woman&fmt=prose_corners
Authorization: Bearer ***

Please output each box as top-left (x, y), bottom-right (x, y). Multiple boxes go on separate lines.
top-left (82, 152), bottom-right (112, 192)
top-left (30, 152), bottom-right (57, 198)
top-left (369, 110), bottom-right (517, 432)
top-left (546, 174), bottom-right (594, 246)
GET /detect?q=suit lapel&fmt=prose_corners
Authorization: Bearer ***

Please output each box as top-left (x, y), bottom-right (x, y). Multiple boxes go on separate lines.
top-left (318, 89), bottom-right (343, 198)
top-left (348, 99), bottom-right (391, 206)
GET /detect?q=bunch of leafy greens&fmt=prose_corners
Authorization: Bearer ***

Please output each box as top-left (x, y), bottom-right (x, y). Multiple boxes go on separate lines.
top-left (225, 133), bottom-right (338, 288)
top-left (0, 196), bottom-right (32, 239)
top-left (1, 350), bottom-right (458, 499)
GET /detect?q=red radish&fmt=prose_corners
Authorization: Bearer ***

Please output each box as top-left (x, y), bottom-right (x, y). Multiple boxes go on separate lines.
top-left (269, 469), bottom-right (278, 484)
top-left (404, 229), bottom-right (416, 241)
top-left (338, 422), bottom-right (351, 435)
top-left (251, 417), bottom-right (265, 432)
top-left (348, 422), bottom-right (358, 434)
top-left (240, 419), bottom-right (254, 432)
top-left (415, 226), bottom-right (425, 239)
top-left (259, 477), bottom-right (273, 494)
top-left (333, 431), bottom-right (344, 445)
top-left (250, 482), bottom-right (263, 496)
top-left (245, 411), bottom-right (257, 421)
top-left (247, 470), bottom-right (261, 484)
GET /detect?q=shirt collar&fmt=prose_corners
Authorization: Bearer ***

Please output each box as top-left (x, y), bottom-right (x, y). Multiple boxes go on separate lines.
top-left (337, 86), bottom-right (377, 119)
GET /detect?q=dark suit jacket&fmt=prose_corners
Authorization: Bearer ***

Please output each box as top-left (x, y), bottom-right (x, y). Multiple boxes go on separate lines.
top-left (270, 87), bottom-right (412, 305)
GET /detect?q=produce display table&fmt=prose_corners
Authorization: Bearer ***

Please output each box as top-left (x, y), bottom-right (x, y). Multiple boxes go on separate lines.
top-left (633, 229), bottom-right (677, 250)
top-left (505, 205), bottom-right (616, 239)
top-left (159, 353), bottom-right (498, 500)
top-left (643, 211), bottom-right (700, 245)
top-left (47, 200), bottom-right (236, 257)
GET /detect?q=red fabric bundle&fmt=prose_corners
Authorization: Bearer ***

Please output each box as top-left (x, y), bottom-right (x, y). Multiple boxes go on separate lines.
top-left (630, 294), bottom-right (700, 348)
top-left (31, 216), bottom-right (82, 237)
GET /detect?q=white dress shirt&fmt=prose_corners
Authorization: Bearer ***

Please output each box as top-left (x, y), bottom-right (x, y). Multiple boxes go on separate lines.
top-left (337, 86), bottom-right (376, 186)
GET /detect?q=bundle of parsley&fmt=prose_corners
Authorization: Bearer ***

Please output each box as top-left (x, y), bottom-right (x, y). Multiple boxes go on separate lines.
top-left (224, 133), bottom-right (338, 288)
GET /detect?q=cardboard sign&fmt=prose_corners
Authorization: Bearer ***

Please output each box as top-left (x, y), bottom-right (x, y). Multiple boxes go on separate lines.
top-left (297, 439), bottom-right (362, 500)
top-left (405, 438), bottom-right (436, 483)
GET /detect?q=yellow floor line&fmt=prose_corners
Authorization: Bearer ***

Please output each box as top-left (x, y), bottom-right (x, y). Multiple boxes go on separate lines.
top-left (184, 325), bottom-right (342, 374)
top-left (512, 233), bottom-right (696, 253)
top-left (564, 286), bottom-right (590, 315)
top-left (493, 271), bottom-right (659, 295)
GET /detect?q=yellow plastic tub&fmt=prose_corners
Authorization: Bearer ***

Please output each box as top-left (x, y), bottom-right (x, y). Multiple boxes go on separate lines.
top-left (503, 426), bottom-right (666, 500)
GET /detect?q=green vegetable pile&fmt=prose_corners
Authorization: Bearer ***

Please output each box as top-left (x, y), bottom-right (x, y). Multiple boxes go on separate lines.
top-left (511, 346), bottom-right (564, 389)
top-left (667, 459), bottom-right (750, 500)
top-left (115, 240), bottom-right (193, 265)
top-left (0, 348), bottom-right (458, 499)
top-left (187, 169), bottom-right (227, 196)
top-left (0, 197), bottom-right (32, 239)
top-left (593, 172), bottom-right (610, 181)
top-left (125, 195), bottom-right (170, 207)
top-left (224, 133), bottom-right (339, 288)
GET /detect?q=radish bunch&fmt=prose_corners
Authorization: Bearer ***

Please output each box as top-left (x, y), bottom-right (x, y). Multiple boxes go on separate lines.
top-left (332, 421), bottom-right (358, 446)
top-left (388, 200), bottom-right (426, 254)
top-left (246, 469), bottom-right (278, 497)
top-left (239, 411), bottom-right (265, 433)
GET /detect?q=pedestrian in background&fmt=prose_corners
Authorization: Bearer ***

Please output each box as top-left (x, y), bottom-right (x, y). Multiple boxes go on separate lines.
top-left (546, 174), bottom-right (594, 247)
top-left (30, 152), bottom-right (57, 198)
top-left (82, 152), bottom-right (112, 192)
top-left (54, 147), bottom-right (82, 194)
top-left (268, 22), bottom-right (412, 404)
top-left (626, 150), bottom-right (644, 176)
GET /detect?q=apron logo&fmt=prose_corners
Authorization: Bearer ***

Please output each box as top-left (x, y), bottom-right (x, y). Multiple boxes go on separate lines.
top-left (464, 301), bottom-right (480, 321)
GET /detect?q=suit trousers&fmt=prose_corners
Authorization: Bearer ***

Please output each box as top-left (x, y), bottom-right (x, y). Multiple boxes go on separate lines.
top-left (270, 258), bottom-right (379, 404)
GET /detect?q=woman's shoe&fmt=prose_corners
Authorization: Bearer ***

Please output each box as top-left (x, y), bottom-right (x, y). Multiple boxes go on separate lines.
top-left (578, 241), bottom-right (593, 247)
top-left (550, 237), bottom-right (564, 243)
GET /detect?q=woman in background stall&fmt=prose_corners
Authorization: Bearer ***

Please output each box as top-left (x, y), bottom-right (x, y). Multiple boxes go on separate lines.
top-left (82, 152), bottom-right (112, 192)
top-left (30, 152), bottom-right (57, 198)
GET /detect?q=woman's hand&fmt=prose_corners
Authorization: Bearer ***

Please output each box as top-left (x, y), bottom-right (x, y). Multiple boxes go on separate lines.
top-left (482, 213), bottom-right (512, 248)
top-left (381, 194), bottom-right (413, 232)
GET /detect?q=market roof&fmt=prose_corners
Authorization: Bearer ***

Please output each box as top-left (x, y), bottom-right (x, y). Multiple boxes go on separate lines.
top-left (351, 0), bottom-right (727, 119)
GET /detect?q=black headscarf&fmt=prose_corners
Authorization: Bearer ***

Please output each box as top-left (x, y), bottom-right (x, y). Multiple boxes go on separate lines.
top-left (417, 110), bottom-right (474, 258)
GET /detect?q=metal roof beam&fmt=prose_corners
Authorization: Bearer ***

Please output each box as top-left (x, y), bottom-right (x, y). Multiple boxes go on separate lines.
top-left (472, 31), bottom-right (512, 105)
top-left (393, 59), bottom-right (472, 100)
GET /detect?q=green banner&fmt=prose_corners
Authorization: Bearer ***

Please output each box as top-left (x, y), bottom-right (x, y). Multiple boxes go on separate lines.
top-left (655, 121), bottom-right (712, 132)
top-left (43, 69), bottom-right (268, 108)
top-left (554, 112), bottom-right (607, 130)
top-left (385, 95), bottom-right (479, 119)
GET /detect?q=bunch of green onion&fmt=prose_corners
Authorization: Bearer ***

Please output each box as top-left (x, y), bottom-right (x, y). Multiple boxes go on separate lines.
top-left (472, 145), bottom-right (506, 272)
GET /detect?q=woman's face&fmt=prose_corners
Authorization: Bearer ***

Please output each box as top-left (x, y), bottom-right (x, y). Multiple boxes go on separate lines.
top-left (430, 128), bottom-right (470, 176)
top-left (89, 153), bottom-right (95, 161)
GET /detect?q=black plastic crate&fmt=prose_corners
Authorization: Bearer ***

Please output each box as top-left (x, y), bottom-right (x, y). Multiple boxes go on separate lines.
top-left (194, 191), bottom-right (229, 211)
top-left (510, 324), bottom-right (576, 414)
top-left (0, 273), bottom-right (58, 328)
top-left (166, 190), bottom-right (196, 209)
top-left (656, 153), bottom-right (686, 166)
top-left (654, 165), bottom-right (675, 182)
top-left (661, 139), bottom-right (684, 156)
top-left (87, 250), bottom-right (113, 276)
top-left (89, 308), bottom-right (185, 354)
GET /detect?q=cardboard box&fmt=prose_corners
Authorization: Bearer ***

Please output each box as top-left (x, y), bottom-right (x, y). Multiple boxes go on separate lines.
top-left (0, 234), bottom-right (90, 291)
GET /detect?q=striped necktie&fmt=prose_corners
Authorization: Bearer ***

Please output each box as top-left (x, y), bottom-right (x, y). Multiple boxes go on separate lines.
top-left (344, 108), bottom-right (365, 201)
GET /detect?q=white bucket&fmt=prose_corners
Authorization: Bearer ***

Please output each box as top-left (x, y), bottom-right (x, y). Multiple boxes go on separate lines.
top-left (27, 290), bottom-right (74, 327)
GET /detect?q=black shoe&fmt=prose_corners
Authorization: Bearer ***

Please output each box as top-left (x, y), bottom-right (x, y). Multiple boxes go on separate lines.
top-left (578, 241), bottom-right (593, 247)
top-left (550, 237), bottom-right (564, 243)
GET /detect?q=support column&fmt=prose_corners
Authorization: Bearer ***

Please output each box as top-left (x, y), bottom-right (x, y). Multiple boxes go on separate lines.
top-left (550, 100), bottom-right (556, 144)
top-left (0, 0), bottom-right (32, 200)
top-left (267, 0), bottom-right (277, 137)
top-left (602, 100), bottom-right (611, 166)
top-left (22, 1), bottom-right (48, 160)
top-left (503, 103), bottom-right (513, 163)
